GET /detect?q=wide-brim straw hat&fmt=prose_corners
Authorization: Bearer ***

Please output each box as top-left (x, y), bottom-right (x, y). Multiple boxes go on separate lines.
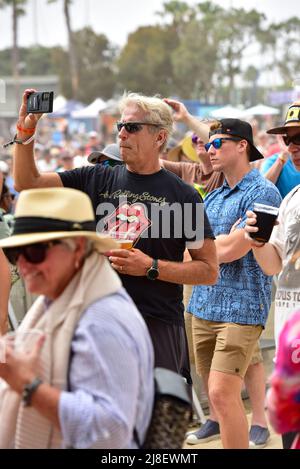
top-left (0, 187), bottom-right (117, 252)
top-left (267, 101), bottom-right (300, 134)
top-left (168, 135), bottom-right (199, 162)
top-left (168, 121), bottom-right (209, 162)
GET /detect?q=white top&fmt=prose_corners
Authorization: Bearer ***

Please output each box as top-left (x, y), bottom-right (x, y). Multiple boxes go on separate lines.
top-left (37, 159), bottom-right (58, 172)
top-left (73, 155), bottom-right (91, 168)
top-left (269, 184), bottom-right (300, 346)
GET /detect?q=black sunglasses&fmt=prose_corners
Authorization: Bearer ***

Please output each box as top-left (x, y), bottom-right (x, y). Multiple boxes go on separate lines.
top-left (116, 122), bottom-right (160, 133)
top-left (4, 240), bottom-right (62, 266)
top-left (282, 135), bottom-right (300, 146)
top-left (3, 193), bottom-right (15, 200)
top-left (205, 137), bottom-right (241, 152)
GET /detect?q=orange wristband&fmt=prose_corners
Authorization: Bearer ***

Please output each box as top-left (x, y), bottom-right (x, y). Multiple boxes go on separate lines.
top-left (17, 124), bottom-right (36, 134)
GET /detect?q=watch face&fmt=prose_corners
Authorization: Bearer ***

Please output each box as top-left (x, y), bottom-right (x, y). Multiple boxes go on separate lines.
top-left (147, 267), bottom-right (159, 280)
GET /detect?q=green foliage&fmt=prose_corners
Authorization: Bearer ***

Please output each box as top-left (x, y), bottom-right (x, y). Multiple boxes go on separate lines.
top-left (270, 17), bottom-right (300, 86)
top-left (156, 1), bottom-right (194, 33)
top-left (243, 66), bottom-right (259, 84)
top-left (0, 0), bottom-right (27, 16)
top-left (47, 0), bottom-right (72, 6)
top-left (211, 7), bottom-right (266, 99)
top-left (0, 0), bottom-right (299, 103)
top-left (117, 26), bottom-right (178, 96)
top-left (0, 46), bottom-right (64, 75)
top-left (74, 27), bottom-right (118, 102)
top-left (0, 27), bottom-right (118, 102)
top-left (171, 18), bottom-right (219, 99)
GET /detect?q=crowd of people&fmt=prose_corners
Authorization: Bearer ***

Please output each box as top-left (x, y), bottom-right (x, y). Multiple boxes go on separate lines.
top-left (0, 88), bottom-right (299, 450)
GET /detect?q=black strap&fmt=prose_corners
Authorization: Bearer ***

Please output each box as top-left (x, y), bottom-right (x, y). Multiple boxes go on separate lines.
top-left (3, 134), bottom-right (24, 148)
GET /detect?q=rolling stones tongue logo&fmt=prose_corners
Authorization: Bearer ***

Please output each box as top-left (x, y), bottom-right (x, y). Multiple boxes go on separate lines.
top-left (103, 202), bottom-right (151, 244)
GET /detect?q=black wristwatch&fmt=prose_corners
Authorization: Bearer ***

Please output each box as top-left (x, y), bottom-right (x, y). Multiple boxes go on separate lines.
top-left (146, 259), bottom-right (159, 281)
top-left (22, 377), bottom-right (43, 407)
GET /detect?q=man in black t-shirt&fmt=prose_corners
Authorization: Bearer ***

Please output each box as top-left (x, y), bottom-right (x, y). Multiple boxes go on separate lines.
top-left (13, 90), bottom-right (218, 381)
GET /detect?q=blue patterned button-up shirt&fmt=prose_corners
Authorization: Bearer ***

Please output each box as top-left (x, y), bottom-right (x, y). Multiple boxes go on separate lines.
top-left (188, 169), bottom-right (282, 326)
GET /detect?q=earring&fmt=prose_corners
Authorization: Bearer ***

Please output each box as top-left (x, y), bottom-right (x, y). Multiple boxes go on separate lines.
top-left (75, 260), bottom-right (80, 269)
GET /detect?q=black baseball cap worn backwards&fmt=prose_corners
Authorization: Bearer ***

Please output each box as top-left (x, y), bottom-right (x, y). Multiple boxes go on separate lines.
top-left (209, 118), bottom-right (264, 162)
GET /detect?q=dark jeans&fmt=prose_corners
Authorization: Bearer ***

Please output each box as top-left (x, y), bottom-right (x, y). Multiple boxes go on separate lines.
top-left (144, 316), bottom-right (192, 385)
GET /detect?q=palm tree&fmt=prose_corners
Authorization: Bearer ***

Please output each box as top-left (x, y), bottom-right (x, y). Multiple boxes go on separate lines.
top-left (48, 0), bottom-right (79, 98)
top-left (0, 0), bottom-right (27, 110)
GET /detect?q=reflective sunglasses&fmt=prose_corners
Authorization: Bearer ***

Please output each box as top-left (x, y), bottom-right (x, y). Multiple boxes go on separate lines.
top-left (101, 159), bottom-right (123, 167)
top-left (282, 134), bottom-right (300, 146)
top-left (116, 121), bottom-right (160, 133)
top-left (204, 137), bottom-right (241, 152)
top-left (4, 240), bottom-right (62, 266)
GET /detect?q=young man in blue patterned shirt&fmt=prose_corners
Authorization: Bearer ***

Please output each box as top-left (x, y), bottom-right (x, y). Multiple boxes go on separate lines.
top-left (187, 119), bottom-right (281, 449)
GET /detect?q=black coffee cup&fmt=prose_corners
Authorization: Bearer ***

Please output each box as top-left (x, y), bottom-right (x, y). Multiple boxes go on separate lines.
top-left (250, 203), bottom-right (279, 243)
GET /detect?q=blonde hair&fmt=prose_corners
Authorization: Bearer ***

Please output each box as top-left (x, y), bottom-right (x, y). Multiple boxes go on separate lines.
top-left (119, 92), bottom-right (173, 152)
top-left (209, 120), bottom-right (222, 132)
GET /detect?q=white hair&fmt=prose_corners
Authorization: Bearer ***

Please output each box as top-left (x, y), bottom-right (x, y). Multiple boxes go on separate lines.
top-left (119, 92), bottom-right (173, 151)
top-left (61, 237), bottom-right (94, 257)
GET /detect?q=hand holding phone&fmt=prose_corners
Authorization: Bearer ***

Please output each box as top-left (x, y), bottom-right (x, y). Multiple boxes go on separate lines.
top-left (27, 91), bottom-right (54, 114)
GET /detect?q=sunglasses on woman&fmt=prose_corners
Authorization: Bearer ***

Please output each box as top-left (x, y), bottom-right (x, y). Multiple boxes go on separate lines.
top-left (116, 122), bottom-right (160, 134)
top-left (192, 134), bottom-right (203, 145)
top-left (3, 193), bottom-right (15, 200)
top-left (4, 240), bottom-right (62, 266)
top-left (282, 135), bottom-right (300, 146)
top-left (204, 137), bottom-right (241, 152)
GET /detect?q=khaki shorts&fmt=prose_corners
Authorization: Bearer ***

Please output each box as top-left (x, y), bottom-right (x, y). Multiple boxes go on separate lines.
top-left (192, 317), bottom-right (263, 379)
top-left (250, 340), bottom-right (263, 365)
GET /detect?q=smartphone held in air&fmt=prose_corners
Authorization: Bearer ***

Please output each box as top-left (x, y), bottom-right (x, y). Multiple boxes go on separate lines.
top-left (27, 91), bottom-right (54, 114)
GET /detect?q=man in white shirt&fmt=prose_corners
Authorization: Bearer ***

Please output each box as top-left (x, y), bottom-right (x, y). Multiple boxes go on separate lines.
top-left (245, 100), bottom-right (300, 449)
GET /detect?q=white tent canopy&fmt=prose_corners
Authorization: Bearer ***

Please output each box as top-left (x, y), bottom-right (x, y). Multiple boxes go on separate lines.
top-left (53, 95), bottom-right (67, 113)
top-left (210, 105), bottom-right (245, 119)
top-left (72, 98), bottom-right (107, 119)
top-left (242, 104), bottom-right (280, 117)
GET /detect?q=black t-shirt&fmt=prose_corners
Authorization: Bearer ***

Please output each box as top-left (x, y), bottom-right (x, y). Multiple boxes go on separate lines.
top-left (59, 165), bottom-right (214, 325)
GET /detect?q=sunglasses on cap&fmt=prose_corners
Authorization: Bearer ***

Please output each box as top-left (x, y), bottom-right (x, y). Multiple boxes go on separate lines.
top-left (282, 134), bottom-right (300, 146)
top-left (116, 122), bottom-right (160, 134)
top-left (204, 137), bottom-right (241, 152)
top-left (100, 159), bottom-right (122, 167)
top-left (4, 240), bottom-right (62, 266)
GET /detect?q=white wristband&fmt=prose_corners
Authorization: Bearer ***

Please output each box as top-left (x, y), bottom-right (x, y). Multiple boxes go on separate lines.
top-left (3, 133), bottom-right (36, 148)
top-left (21, 132), bottom-right (36, 145)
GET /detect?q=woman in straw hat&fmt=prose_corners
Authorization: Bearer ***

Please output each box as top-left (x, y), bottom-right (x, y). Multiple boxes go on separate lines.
top-left (0, 187), bottom-right (154, 449)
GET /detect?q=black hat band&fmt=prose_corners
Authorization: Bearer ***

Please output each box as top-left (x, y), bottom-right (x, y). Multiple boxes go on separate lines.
top-left (13, 217), bottom-right (96, 235)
